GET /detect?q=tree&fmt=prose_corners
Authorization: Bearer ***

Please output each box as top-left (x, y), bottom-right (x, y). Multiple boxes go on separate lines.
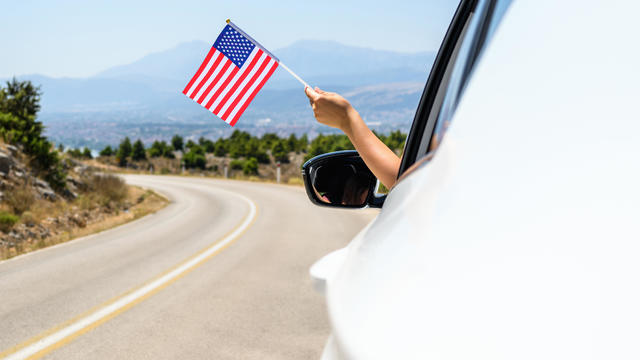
top-left (171, 134), bottom-right (184, 152)
top-left (0, 79), bottom-right (66, 189)
top-left (82, 147), bottom-right (92, 159)
top-left (116, 137), bottom-right (132, 166)
top-left (199, 137), bottom-right (215, 153)
top-left (131, 139), bottom-right (146, 161)
top-left (299, 134), bottom-right (309, 153)
top-left (68, 148), bottom-right (82, 158)
top-left (99, 145), bottom-right (114, 156)
top-left (271, 140), bottom-right (289, 163)
top-left (260, 133), bottom-right (279, 149)
top-left (244, 138), bottom-right (269, 164)
top-left (148, 140), bottom-right (174, 158)
top-left (243, 157), bottom-right (258, 175)
top-left (287, 134), bottom-right (299, 153)
top-left (0, 78), bottom-right (41, 121)
top-left (183, 147), bottom-right (206, 169)
top-left (214, 139), bottom-right (228, 157)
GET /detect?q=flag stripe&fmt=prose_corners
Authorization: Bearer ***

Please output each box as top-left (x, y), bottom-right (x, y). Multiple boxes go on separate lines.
top-left (200, 62), bottom-right (235, 108)
top-left (229, 61), bottom-right (279, 126)
top-left (185, 50), bottom-right (220, 98)
top-left (182, 47), bottom-right (217, 95)
top-left (193, 52), bottom-right (226, 103)
top-left (189, 53), bottom-right (223, 101)
top-left (212, 49), bottom-right (264, 114)
top-left (206, 48), bottom-right (261, 110)
top-left (220, 55), bottom-right (271, 120)
top-left (217, 52), bottom-right (269, 118)
top-left (227, 59), bottom-right (278, 124)
top-left (204, 64), bottom-right (238, 109)
top-left (197, 56), bottom-right (233, 105)
top-left (218, 51), bottom-right (268, 118)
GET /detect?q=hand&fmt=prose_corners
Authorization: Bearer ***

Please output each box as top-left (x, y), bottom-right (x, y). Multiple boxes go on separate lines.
top-left (305, 86), bottom-right (357, 132)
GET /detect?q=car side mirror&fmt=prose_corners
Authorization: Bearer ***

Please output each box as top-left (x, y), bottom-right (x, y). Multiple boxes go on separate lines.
top-left (302, 150), bottom-right (386, 209)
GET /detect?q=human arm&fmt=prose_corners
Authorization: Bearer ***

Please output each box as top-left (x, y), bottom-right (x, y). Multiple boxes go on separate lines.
top-left (305, 86), bottom-right (400, 189)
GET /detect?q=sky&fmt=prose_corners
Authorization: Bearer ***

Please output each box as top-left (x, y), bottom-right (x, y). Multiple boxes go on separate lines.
top-left (1, 0), bottom-right (459, 78)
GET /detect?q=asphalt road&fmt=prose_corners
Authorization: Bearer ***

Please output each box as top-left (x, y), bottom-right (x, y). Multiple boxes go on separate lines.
top-left (0, 175), bottom-right (377, 359)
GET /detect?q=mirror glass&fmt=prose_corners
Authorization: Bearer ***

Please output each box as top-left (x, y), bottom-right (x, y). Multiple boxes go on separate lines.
top-left (307, 155), bottom-right (375, 207)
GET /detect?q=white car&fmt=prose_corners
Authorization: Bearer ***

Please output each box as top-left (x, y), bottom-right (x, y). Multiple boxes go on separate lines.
top-left (302, 0), bottom-right (640, 359)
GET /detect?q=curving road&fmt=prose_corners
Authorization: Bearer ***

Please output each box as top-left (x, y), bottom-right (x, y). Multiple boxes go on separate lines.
top-left (0, 175), bottom-right (377, 359)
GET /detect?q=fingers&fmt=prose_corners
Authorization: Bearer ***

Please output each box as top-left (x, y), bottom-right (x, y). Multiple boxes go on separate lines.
top-left (305, 86), bottom-right (320, 101)
top-left (314, 87), bottom-right (327, 95)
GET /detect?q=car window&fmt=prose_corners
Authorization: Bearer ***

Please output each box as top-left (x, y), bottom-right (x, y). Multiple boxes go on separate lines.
top-left (398, 0), bottom-right (513, 177)
top-left (426, 0), bottom-right (513, 154)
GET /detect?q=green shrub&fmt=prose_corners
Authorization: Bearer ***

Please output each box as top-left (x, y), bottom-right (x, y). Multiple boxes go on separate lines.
top-left (0, 211), bottom-right (19, 232)
top-left (183, 149), bottom-right (206, 169)
top-left (99, 145), bottom-right (114, 156)
top-left (243, 157), bottom-right (258, 175)
top-left (229, 159), bottom-right (244, 170)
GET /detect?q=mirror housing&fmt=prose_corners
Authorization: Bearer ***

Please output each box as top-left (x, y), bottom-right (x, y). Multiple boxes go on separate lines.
top-left (302, 150), bottom-right (386, 209)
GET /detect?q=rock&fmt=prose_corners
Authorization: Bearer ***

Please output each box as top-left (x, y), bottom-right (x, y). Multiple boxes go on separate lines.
top-left (0, 152), bottom-right (14, 175)
top-left (5, 145), bottom-right (18, 156)
top-left (32, 178), bottom-right (57, 201)
top-left (62, 188), bottom-right (78, 200)
top-left (71, 214), bottom-right (86, 228)
top-left (34, 178), bottom-right (51, 189)
top-left (66, 176), bottom-right (86, 192)
top-left (37, 187), bottom-right (57, 201)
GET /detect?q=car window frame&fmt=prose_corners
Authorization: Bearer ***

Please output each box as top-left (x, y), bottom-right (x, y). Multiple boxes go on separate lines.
top-left (398, 0), bottom-right (510, 182)
top-left (397, 0), bottom-right (478, 177)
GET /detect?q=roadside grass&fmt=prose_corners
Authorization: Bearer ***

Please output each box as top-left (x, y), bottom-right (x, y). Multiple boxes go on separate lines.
top-left (4, 185), bottom-right (36, 215)
top-left (0, 211), bottom-right (19, 232)
top-left (0, 185), bottom-right (168, 261)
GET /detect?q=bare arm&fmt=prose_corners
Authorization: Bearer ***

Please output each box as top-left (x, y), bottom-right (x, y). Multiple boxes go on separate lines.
top-left (305, 87), bottom-right (400, 189)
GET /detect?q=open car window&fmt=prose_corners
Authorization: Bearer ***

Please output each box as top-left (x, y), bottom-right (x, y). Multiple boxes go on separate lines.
top-left (398, 0), bottom-right (513, 177)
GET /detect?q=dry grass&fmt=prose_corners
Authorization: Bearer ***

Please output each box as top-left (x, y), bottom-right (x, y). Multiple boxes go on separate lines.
top-left (51, 187), bottom-right (167, 245)
top-left (4, 185), bottom-right (36, 215)
top-left (0, 185), bottom-right (168, 260)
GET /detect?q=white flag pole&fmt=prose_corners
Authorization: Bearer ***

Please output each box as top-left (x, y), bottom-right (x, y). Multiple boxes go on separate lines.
top-left (226, 19), bottom-right (311, 89)
top-left (279, 62), bottom-right (310, 89)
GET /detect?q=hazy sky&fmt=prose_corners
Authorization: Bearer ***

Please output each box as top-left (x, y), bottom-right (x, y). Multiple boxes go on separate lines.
top-left (1, 0), bottom-right (459, 78)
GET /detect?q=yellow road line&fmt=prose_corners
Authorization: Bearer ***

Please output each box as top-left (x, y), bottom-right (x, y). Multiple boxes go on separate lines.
top-left (0, 193), bottom-right (258, 360)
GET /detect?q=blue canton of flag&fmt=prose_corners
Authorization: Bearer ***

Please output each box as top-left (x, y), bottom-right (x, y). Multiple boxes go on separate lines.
top-left (214, 25), bottom-right (255, 67)
top-left (183, 21), bottom-right (279, 126)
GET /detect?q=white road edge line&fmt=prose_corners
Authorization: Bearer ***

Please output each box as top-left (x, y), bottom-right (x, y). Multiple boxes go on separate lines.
top-left (2, 193), bottom-right (257, 360)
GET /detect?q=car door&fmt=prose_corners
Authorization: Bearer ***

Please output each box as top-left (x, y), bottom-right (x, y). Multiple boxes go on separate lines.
top-left (320, 0), bottom-right (514, 359)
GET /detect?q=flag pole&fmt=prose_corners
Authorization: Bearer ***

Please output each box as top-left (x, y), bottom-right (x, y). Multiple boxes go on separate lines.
top-left (279, 62), bottom-right (310, 89)
top-left (226, 18), bottom-right (311, 89)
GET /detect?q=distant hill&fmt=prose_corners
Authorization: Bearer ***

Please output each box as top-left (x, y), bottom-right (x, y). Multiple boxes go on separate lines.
top-left (4, 40), bottom-right (435, 148)
top-left (94, 39), bottom-right (434, 88)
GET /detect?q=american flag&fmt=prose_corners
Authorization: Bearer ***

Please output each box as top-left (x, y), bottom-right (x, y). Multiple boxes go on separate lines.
top-left (183, 21), bottom-right (279, 126)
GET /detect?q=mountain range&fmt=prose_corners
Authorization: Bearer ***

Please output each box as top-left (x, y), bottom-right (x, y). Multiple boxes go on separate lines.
top-left (5, 40), bottom-right (435, 149)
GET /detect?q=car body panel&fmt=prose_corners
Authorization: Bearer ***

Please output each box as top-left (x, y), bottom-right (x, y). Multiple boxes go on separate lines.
top-left (320, 1), bottom-right (640, 359)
